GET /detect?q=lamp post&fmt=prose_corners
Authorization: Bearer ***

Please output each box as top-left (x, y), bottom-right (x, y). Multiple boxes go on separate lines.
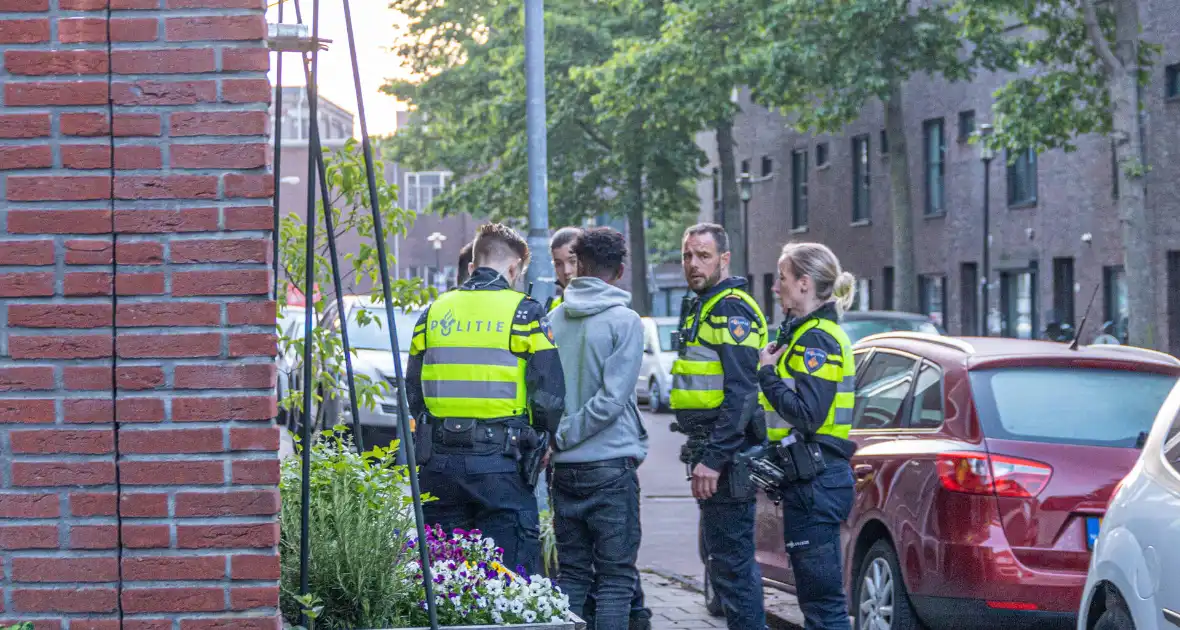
top-left (427, 231), bottom-right (447, 290)
top-left (739, 172), bottom-right (753, 278)
top-left (978, 123), bottom-right (995, 336)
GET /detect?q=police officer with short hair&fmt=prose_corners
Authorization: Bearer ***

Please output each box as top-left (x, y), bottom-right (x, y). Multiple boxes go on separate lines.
top-left (547, 226), bottom-right (582, 312)
top-left (757, 242), bottom-right (858, 630)
top-left (407, 223), bottom-right (565, 576)
top-left (671, 223), bottom-right (768, 630)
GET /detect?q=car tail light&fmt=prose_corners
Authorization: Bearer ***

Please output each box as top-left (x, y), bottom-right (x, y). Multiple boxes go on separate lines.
top-left (936, 452), bottom-right (1053, 498)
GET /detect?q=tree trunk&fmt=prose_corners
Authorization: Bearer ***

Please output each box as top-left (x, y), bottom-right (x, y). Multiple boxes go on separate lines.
top-left (627, 155), bottom-right (652, 316)
top-left (715, 120), bottom-right (746, 277)
top-left (884, 80), bottom-right (918, 313)
top-left (1106, 0), bottom-right (1156, 348)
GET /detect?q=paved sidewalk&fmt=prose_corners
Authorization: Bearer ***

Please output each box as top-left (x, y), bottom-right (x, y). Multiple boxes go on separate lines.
top-left (641, 571), bottom-right (804, 629)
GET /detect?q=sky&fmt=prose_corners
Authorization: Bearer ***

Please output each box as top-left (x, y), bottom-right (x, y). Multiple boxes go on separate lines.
top-left (266, 0), bottom-right (412, 137)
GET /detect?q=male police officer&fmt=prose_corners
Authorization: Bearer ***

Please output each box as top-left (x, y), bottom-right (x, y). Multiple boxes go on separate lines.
top-left (455, 240), bottom-right (474, 287)
top-left (671, 223), bottom-right (768, 629)
top-left (547, 226), bottom-right (581, 312)
top-left (407, 223), bottom-right (565, 575)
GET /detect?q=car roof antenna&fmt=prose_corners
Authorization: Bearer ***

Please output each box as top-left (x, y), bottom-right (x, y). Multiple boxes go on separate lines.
top-left (1069, 284), bottom-right (1102, 351)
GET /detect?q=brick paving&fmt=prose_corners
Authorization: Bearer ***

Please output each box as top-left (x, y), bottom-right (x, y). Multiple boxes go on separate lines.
top-left (642, 572), bottom-right (728, 629)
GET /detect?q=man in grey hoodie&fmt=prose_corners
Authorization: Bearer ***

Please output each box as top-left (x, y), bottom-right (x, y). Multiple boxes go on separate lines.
top-left (550, 227), bottom-right (650, 630)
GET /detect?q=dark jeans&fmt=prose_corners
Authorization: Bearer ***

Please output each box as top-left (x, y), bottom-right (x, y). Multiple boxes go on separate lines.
top-left (781, 462), bottom-right (854, 630)
top-left (420, 453), bottom-right (541, 576)
top-left (701, 499), bottom-right (766, 630)
top-left (553, 459), bottom-right (642, 630)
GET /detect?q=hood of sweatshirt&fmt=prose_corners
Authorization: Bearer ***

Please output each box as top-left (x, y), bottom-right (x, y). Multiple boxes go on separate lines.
top-left (559, 276), bottom-right (631, 319)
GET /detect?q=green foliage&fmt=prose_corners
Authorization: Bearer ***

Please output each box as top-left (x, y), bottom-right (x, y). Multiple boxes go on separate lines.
top-left (540, 508), bottom-right (558, 576)
top-left (279, 426), bottom-right (427, 628)
top-left (957, 0), bottom-right (1159, 155)
top-left (276, 140), bottom-right (434, 428)
top-left (0, 624), bottom-right (34, 630)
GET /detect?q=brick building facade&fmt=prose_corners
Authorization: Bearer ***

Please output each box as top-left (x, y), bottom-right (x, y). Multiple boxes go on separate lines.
top-left (700, 5), bottom-right (1180, 354)
top-left (1, 0), bottom-right (280, 626)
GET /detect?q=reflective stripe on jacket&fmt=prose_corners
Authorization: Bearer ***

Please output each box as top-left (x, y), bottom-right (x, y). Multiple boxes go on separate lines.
top-left (762, 317), bottom-right (855, 441)
top-left (670, 288), bottom-right (767, 411)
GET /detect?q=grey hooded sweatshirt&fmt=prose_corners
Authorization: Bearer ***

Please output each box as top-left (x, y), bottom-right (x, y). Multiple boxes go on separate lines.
top-left (549, 276), bottom-right (649, 465)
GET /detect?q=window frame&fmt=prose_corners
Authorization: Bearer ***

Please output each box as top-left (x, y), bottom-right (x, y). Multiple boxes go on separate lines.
top-left (761, 155), bottom-right (774, 177)
top-left (919, 274), bottom-right (947, 328)
top-left (958, 110), bottom-right (976, 143)
top-left (906, 360), bottom-right (946, 431)
top-left (852, 134), bottom-right (872, 222)
top-left (850, 348), bottom-right (921, 433)
top-left (816, 142), bottom-right (830, 168)
top-left (1006, 148), bottom-right (1039, 207)
top-left (791, 148), bottom-right (809, 230)
top-left (1166, 63), bottom-right (1180, 100)
top-left (1000, 268), bottom-right (1038, 340)
top-left (404, 171), bottom-right (451, 213)
top-left (923, 118), bottom-right (946, 215)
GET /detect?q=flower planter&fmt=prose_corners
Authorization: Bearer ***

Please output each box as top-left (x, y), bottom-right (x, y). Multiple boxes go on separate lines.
top-left (385, 613), bottom-right (586, 630)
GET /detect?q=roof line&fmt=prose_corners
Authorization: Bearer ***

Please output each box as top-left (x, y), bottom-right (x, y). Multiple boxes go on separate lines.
top-left (857, 332), bottom-right (975, 354)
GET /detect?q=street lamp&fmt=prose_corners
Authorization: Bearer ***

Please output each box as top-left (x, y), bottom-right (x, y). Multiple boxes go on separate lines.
top-left (978, 123), bottom-right (995, 336)
top-left (738, 172), bottom-right (753, 278)
top-left (427, 231), bottom-right (447, 290)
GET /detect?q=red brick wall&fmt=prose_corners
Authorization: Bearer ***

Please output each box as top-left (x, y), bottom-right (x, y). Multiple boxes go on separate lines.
top-left (1, 0), bottom-right (278, 626)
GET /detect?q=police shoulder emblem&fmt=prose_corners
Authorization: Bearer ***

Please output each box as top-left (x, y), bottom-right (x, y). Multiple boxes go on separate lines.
top-left (539, 316), bottom-right (555, 343)
top-left (803, 347), bottom-right (828, 373)
top-left (727, 316), bottom-right (752, 343)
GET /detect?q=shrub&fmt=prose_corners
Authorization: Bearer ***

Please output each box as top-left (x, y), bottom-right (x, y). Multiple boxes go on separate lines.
top-left (279, 426), bottom-right (422, 628)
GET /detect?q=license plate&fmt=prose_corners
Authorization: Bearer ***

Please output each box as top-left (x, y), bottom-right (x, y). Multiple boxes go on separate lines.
top-left (1085, 517), bottom-right (1102, 550)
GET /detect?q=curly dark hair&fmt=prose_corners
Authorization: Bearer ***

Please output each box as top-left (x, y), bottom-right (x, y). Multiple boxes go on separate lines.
top-left (573, 227), bottom-right (627, 279)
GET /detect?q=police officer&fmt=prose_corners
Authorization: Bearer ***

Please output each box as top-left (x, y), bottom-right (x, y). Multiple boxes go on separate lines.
top-left (758, 242), bottom-right (857, 630)
top-left (406, 223), bottom-right (566, 576)
top-left (454, 240), bottom-right (474, 287)
top-left (671, 223), bottom-right (768, 630)
top-left (547, 226), bottom-right (581, 312)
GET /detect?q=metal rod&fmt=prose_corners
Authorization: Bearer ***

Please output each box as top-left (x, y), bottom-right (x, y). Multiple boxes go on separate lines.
top-left (296, 0), bottom-right (320, 615)
top-left (341, 0), bottom-right (438, 625)
top-left (272, 0), bottom-right (284, 299)
top-left (308, 115), bottom-right (366, 453)
top-left (981, 157), bottom-right (991, 337)
top-left (283, 0), bottom-right (364, 453)
top-left (523, 0), bottom-right (552, 292)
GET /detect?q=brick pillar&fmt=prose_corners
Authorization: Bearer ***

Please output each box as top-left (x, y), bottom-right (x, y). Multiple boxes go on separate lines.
top-left (1, 0), bottom-right (278, 626)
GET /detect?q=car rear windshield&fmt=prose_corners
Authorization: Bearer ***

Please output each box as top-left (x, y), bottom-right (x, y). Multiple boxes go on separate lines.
top-left (969, 367), bottom-right (1177, 448)
top-left (842, 319), bottom-right (941, 343)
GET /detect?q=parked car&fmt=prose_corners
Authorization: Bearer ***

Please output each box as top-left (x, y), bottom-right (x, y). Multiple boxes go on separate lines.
top-left (326, 296), bottom-right (425, 450)
top-left (1077, 378), bottom-right (1180, 630)
top-left (742, 333), bottom-right (1180, 630)
top-left (840, 310), bottom-right (945, 344)
top-left (636, 316), bottom-right (678, 413)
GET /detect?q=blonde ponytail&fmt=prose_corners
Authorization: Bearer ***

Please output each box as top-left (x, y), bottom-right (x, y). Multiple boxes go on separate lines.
top-left (832, 271), bottom-right (856, 315)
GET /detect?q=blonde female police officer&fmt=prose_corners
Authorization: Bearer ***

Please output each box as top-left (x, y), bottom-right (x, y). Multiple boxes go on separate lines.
top-left (758, 243), bottom-right (857, 630)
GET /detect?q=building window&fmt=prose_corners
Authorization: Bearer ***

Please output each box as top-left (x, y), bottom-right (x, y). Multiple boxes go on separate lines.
top-left (960, 263), bottom-right (979, 335)
top-left (1167, 63), bottom-right (1179, 99)
top-left (879, 129), bottom-right (889, 155)
top-left (924, 118), bottom-right (946, 215)
top-left (856, 277), bottom-right (871, 311)
top-left (883, 267), bottom-right (895, 311)
top-left (791, 149), bottom-right (808, 229)
top-left (740, 159), bottom-right (750, 175)
top-left (404, 171), bottom-right (450, 212)
top-left (1168, 252), bottom-right (1180, 358)
top-left (1104, 265), bottom-right (1129, 343)
top-left (1052, 257), bottom-right (1075, 329)
top-left (1000, 269), bottom-right (1036, 339)
top-left (1111, 140), bottom-right (1120, 199)
top-left (958, 110), bottom-right (976, 142)
top-left (761, 156), bottom-right (774, 177)
top-left (919, 274), bottom-right (946, 327)
top-left (816, 143), bottom-right (829, 168)
top-left (852, 135), bottom-right (871, 222)
top-left (1007, 148), bottom-right (1038, 206)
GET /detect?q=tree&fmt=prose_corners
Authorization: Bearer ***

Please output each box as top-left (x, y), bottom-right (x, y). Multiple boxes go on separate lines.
top-left (383, 0), bottom-right (703, 314)
top-left (276, 140), bottom-right (433, 434)
top-left (585, 0), bottom-right (757, 277)
top-left (744, 0), bottom-right (979, 312)
top-left (960, 0), bottom-right (1159, 348)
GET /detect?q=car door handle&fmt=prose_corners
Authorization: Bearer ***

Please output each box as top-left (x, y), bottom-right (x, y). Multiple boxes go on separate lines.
top-left (854, 464), bottom-right (875, 478)
top-left (1164, 608), bottom-right (1180, 627)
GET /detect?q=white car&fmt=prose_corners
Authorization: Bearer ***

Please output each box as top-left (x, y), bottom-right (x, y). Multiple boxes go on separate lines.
top-left (1078, 378), bottom-right (1180, 630)
top-left (635, 316), bottom-right (678, 413)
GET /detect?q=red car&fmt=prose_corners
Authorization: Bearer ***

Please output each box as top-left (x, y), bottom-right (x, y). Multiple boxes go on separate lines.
top-left (750, 333), bottom-right (1180, 630)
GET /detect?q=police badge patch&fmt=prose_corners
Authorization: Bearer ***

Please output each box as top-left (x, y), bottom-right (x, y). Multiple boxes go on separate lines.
top-left (803, 348), bottom-right (827, 373)
top-left (539, 317), bottom-right (555, 343)
top-left (727, 316), bottom-right (751, 343)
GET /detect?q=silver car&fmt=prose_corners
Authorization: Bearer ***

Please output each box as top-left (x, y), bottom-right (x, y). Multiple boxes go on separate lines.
top-left (635, 316), bottom-right (678, 413)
